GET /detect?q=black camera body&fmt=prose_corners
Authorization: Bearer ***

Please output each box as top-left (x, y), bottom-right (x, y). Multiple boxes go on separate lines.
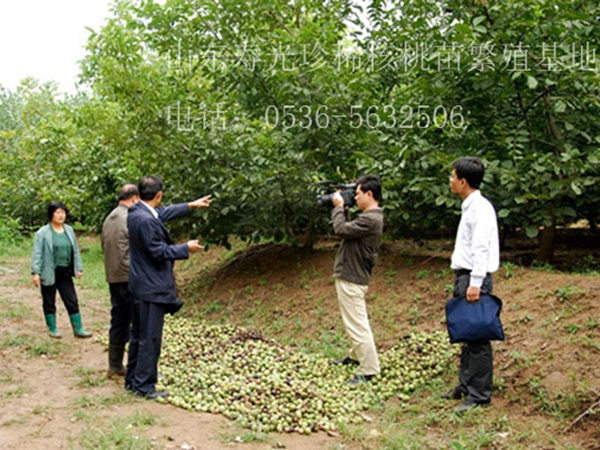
top-left (316, 181), bottom-right (357, 208)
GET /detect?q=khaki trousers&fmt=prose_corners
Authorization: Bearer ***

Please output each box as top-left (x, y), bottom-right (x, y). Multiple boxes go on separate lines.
top-left (335, 278), bottom-right (380, 376)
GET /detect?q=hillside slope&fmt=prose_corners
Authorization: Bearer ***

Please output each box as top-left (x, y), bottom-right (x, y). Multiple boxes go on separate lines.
top-left (177, 238), bottom-right (600, 449)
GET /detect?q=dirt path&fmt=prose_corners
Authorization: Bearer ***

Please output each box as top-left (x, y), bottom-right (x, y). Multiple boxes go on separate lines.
top-left (0, 259), bottom-right (344, 450)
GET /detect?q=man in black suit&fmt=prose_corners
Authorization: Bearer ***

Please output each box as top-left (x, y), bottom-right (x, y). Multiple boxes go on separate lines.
top-left (125, 175), bottom-right (211, 399)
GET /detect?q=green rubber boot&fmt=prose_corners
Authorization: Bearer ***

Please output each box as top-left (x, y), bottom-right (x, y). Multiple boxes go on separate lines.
top-left (69, 313), bottom-right (92, 338)
top-left (44, 314), bottom-right (62, 339)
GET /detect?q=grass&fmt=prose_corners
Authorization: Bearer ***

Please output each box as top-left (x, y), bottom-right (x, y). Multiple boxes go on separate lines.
top-left (1, 413), bottom-right (30, 426)
top-left (27, 337), bottom-right (67, 357)
top-left (416, 269), bottom-right (430, 279)
top-left (385, 270), bottom-right (397, 284)
top-left (527, 378), bottom-right (593, 420)
top-left (360, 387), bottom-right (568, 450)
top-left (73, 414), bottom-right (158, 450)
top-left (77, 235), bottom-right (109, 292)
top-left (129, 410), bottom-right (159, 427)
top-left (0, 333), bottom-right (67, 357)
top-left (75, 367), bottom-right (107, 388)
top-left (31, 405), bottom-right (50, 415)
top-left (501, 261), bottom-right (521, 279)
top-left (0, 374), bottom-right (13, 384)
top-left (2, 386), bottom-right (26, 399)
top-left (0, 334), bottom-right (30, 351)
top-left (552, 285), bottom-right (586, 303)
top-left (571, 254), bottom-right (600, 275)
top-left (0, 297), bottom-right (34, 320)
top-left (517, 312), bottom-right (533, 324)
top-left (70, 392), bottom-right (134, 410)
top-left (580, 334), bottom-right (600, 351)
top-left (0, 235), bottom-right (32, 260)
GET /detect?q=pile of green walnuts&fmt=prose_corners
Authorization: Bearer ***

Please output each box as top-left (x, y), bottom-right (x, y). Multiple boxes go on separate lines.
top-left (157, 315), bottom-right (457, 435)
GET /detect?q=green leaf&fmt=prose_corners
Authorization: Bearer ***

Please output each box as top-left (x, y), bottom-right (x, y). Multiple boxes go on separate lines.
top-left (556, 206), bottom-right (576, 217)
top-left (526, 76), bottom-right (539, 90)
top-left (525, 226), bottom-right (539, 238)
top-left (554, 100), bottom-right (567, 113)
top-left (473, 16), bottom-right (486, 27)
top-left (454, 23), bottom-right (472, 35)
top-left (514, 197), bottom-right (528, 205)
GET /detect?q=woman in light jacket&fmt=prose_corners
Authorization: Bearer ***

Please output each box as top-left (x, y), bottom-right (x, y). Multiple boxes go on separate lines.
top-left (31, 201), bottom-right (92, 338)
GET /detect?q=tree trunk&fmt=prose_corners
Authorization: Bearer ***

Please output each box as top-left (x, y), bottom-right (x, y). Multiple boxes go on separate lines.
top-left (536, 205), bottom-right (557, 264)
top-left (535, 93), bottom-right (564, 264)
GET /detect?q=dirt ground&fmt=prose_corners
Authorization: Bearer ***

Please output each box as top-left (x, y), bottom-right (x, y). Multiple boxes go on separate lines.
top-left (1, 234), bottom-right (599, 449)
top-left (0, 254), bottom-right (338, 450)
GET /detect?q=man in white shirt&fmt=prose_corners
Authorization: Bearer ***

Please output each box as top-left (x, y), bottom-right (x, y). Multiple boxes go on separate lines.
top-left (443, 156), bottom-right (500, 414)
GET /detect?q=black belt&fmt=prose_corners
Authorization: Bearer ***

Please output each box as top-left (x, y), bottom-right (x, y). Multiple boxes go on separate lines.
top-left (454, 269), bottom-right (471, 276)
top-left (455, 269), bottom-right (492, 278)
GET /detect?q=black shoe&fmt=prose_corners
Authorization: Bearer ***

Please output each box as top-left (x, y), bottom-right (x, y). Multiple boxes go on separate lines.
top-left (108, 368), bottom-right (127, 378)
top-left (130, 389), bottom-right (168, 400)
top-left (333, 356), bottom-right (360, 366)
top-left (454, 399), bottom-right (490, 414)
top-left (346, 374), bottom-right (374, 386)
top-left (146, 391), bottom-right (168, 400)
top-left (441, 387), bottom-right (465, 400)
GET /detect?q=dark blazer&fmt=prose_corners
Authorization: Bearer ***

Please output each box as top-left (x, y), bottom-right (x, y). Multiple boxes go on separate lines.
top-left (127, 201), bottom-right (191, 306)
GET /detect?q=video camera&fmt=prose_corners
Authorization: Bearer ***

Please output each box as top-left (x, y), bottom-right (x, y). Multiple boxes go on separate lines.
top-left (315, 181), bottom-right (357, 208)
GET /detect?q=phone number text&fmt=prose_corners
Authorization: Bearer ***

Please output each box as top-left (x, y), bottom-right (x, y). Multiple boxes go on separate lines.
top-left (265, 104), bottom-right (465, 130)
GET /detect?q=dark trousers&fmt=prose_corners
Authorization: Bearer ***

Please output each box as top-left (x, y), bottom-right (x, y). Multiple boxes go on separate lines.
top-left (41, 266), bottom-right (79, 315)
top-left (125, 296), bottom-right (140, 390)
top-left (108, 282), bottom-right (133, 345)
top-left (453, 272), bottom-right (494, 404)
top-left (126, 297), bottom-right (166, 395)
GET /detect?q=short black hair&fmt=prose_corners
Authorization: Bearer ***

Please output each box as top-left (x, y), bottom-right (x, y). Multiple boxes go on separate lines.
top-left (118, 183), bottom-right (139, 201)
top-left (452, 157), bottom-right (485, 189)
top-left (356, 174), bottom-right (382, 203)
top-left (47, 201), bottom-right (68, 222)
top-left (138, 175), bottom-right (163, 201)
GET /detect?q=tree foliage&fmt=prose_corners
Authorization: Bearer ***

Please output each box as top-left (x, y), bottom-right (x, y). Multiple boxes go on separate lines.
top-left (0, 0), bottom-right (598, 260)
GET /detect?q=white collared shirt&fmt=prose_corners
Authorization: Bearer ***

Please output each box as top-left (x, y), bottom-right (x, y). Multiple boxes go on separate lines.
top-left (140, 200), bottom-right (159, 219)
top-left (450, 190), bottom-right (500, 287)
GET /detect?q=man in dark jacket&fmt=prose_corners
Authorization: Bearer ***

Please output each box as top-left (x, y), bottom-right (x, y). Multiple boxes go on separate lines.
top-left (126, 175), bottom-right (211, 398)
top-left (331, 175), bottom-right (384, 385)
top-left (102, 183), bottom-right (139, 377)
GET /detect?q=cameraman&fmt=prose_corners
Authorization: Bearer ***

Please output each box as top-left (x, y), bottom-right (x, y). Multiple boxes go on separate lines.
top-left (331, 175), bottom-right (383, 385)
